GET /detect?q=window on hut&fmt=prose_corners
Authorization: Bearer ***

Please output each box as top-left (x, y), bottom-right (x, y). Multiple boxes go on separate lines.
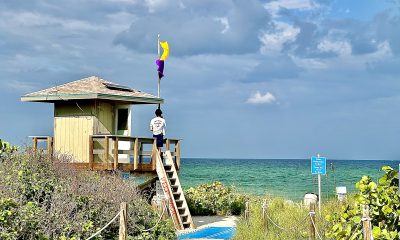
top-left (117, 109), bottom-right (128, 131)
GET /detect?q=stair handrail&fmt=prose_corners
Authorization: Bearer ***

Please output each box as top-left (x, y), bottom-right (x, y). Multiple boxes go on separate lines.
top-left (154, 150), bottom-right (183, 229)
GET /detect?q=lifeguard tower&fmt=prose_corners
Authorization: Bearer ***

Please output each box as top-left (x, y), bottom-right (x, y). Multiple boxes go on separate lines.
top-left (21, 76), bottom-right (194, 230)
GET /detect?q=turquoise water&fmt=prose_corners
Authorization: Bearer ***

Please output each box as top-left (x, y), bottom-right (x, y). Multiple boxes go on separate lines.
top-left (178, 158), bottom-right (400, 201)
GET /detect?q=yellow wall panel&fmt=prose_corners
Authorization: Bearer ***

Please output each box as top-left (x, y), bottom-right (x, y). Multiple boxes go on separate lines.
top-left (96, 102), bottom-right (114, 134)
top-left (54, 116), bottom-right (94, 163)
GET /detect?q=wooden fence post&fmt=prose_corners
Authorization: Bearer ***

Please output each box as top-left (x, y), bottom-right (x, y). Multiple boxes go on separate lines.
top-left (119, 202), bottom-right (127, 240)
top-left (362, 205), bottom-right (371, 240)
top-left (262, 199), bottom-right (268, 230)
top-left (244, 201), bottom-right (250, 223)
top-left (309, 202), bottom-right (316, 240)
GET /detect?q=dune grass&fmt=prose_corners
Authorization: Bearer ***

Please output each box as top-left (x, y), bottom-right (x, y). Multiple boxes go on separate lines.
top-left (234, 196), bottom-right (346, 240)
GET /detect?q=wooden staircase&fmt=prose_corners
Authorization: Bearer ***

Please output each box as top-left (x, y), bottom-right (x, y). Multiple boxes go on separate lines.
top-left (155, 150), bottom-right (195, 230)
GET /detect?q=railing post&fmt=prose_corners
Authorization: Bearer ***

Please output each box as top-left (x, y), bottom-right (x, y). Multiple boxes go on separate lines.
top-left (244, 201), bottom-right (250, 223)
top-left (262, 199), bottom-right (268, 230)
top-left (139, 140), bottom-right (143, 164)
top-left (362, 205), bottom-right (371, 240)
top-left (89, 136), bottom-right (94, 170)
top-left (47, 137), bottom-right (53, 157)
top-left (175, 140), bottom-right (181, 170)
top-left (114, 137), bottom-right (119, 170)
top-left (119, 202), bottom-right (127, 240)
top-left (133, 138), bottom-right (138, 170)
top-left (166, 139), bottom-right (170, 151)
top-left (32, 137), bottom-right (38, 154)
top-left (105, 136), bottom-right (109, 163)
top-left (309, 202), bottom-right (316, 240)
top-left (151, 139), bottom-right (158, 171)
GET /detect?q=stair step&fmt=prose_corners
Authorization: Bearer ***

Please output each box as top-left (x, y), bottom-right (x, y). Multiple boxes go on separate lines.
top-left (157, 156), bottom-right (193, 230)
top-left (178, 206), bottom-right (185, 210)
top-left (169, 178), bottom-right (176, 184)
top-left (177, 207), bottom-right (186, 213)
top-left (164, 165), bottom-right (172, 170)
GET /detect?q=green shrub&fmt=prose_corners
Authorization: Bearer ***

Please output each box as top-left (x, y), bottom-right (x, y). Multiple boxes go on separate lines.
top-left (0, 139), bottom-right (17, 159)
top-left (185, 181), bottom-right (246, 215)
top-left (0, 150), bottom-right (175, 240)
top-left (326, 166), bottom-right (400, 240)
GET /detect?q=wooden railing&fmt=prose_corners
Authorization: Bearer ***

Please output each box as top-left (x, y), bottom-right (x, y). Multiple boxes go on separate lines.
top-left (30, 136), bottom-right (53, 156)
top-left (30, 135), bottom-right (181, 173)
top-left (89, 135), bottom-right (181, 173)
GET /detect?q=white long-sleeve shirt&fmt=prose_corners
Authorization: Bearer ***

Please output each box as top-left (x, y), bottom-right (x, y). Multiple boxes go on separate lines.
top-left (150, 117), bottom-right (166, 135)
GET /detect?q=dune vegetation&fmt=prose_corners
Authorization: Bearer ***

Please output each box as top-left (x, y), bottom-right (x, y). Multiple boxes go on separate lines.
top-left (0, 142), bottom-right (175, 240)
top-left (234, 166), bottom-right (400, 240)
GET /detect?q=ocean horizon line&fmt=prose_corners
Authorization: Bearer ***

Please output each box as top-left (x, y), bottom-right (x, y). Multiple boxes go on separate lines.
top-left (181, 157), bottom-right (400, 161)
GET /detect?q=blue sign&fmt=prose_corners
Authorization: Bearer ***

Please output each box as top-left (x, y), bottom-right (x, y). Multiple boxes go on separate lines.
top-left (311, 156), bottom-right (326, 175)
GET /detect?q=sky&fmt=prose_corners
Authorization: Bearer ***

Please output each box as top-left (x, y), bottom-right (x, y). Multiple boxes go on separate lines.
top-left (1, 0), bottom-right (400, 159)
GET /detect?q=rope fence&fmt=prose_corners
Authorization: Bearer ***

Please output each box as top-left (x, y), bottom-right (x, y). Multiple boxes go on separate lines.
top-left (309, 211), bottom-right (323, 240)
top-left (84, 200), bottom-right (169, 240)
top-left (86, 209), bottom-right (122, 240)
top-left (244, 200), bottom-right (374, 240)
top-left (134, 199), bottom-right (168, 232)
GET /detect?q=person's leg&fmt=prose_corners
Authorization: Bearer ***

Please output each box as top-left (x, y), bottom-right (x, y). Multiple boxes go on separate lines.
top-left (156, 134), bottom-right (164, 161)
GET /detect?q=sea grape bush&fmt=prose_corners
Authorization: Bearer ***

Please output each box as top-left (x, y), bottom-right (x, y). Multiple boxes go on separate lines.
top-left (0, 150), bottom-right (175, 240)
top-left (185, 181), bottom-right (247, 215)
top-left (326, 166), bottom-right (400, 240)
top-left (0, 139), bottom-right (17, 159)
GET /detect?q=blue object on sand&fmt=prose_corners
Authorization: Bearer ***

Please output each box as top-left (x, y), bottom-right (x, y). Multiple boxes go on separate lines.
top-left (177, 227), bottom-right (235, 240)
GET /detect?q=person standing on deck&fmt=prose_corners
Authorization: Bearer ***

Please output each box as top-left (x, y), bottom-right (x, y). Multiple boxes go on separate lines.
top-left (150, 109), bottom-right (166, 158)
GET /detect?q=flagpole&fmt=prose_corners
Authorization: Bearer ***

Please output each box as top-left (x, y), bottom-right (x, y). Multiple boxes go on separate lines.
top-left (157, 34), bottom-right (160, 99)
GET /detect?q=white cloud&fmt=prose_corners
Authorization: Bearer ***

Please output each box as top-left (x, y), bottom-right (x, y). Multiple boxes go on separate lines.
top-left (291, 55), bottom-right (328, 69)
top-left (214, 17), bottom-right (230, 34)
top-left (265, 0), bottom-right (319, 16)
top-left (318, 39), bottom-right (352, 56)
top-left (106, 11), bottom-right (137, 31)
top-left (367, 41), bottom-right (392, 59)
top-left (0, 11), bottom-right (106, 31)
top-left (145, 0), bottom-right (169, 13)
top-left (260, 21), bottom-right (300, 53)
top-left (6, 80), bottom-right (37, 93)
top-left (247, 91), bottom-right (276, 104)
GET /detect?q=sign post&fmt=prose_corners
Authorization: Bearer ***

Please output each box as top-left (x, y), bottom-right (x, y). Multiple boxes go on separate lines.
top-left (311, 154), bottom-right (326, 212)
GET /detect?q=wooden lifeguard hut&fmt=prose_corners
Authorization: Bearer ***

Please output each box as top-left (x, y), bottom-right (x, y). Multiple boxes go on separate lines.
top-left (21, 76), bottom-right (194, 230)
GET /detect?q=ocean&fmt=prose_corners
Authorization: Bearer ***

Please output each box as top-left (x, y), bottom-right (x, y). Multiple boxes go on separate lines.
top-left (178, 158), bottom-right (400, 201)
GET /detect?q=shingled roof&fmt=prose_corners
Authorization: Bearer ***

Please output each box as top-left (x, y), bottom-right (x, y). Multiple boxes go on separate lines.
top-left (21, 76), bottom-right (163, 104)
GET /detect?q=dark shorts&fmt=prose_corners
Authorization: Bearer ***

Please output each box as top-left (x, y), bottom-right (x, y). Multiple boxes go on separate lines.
top-left (153, 134), bottom-right (164, 148)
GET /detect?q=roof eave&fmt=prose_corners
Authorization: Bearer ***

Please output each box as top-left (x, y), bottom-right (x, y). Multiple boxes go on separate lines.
top-left (21, 93), bottom-right (164, 104)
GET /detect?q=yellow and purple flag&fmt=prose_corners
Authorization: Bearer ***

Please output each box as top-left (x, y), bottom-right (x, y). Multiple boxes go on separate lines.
top-left (156, 41), bottom-right (169, 79)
